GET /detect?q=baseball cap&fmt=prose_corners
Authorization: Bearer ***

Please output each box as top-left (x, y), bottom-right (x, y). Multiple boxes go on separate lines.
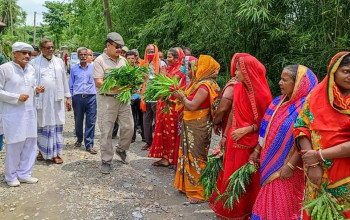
top-left (107, 32), bottom-right (124, 46)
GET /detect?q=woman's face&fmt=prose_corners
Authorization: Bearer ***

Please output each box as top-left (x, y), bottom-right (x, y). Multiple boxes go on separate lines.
top-left (235, 62), bottom-right (244, 82)
top-left (334, 63), bottom-right (350, 94)
top-left (146, 45), bottom-right (155, 55)
top-left (188, 62), bottom-right (194, 79)
top-left (167, 52), bottom-right (178, 66)
top-left (279, 69), bottom-right (295, 98)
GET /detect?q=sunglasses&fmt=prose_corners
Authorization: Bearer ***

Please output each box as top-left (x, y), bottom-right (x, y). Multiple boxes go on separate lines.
top-left (43, 46), bottom-right (55, 50)
top-left (111, 43), bottom-right (122, 49)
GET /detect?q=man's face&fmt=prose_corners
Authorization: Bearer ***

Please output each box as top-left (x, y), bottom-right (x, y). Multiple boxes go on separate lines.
top-left (107, 41), bottom-right (122, 59)
top-left (13, 50), bottom-right (31, 67)
top-left (78, 49), bottom-right (88, 64)
top-left (126, 55), bottom-right (136, 66)
top-left (40, 42), bottom-right (54, 59)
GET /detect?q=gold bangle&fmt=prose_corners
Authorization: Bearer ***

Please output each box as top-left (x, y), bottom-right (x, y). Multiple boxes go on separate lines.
top-left (287, 162), bottom-right (295, 170)
top-left (254, 148), bottom-right (260, 154)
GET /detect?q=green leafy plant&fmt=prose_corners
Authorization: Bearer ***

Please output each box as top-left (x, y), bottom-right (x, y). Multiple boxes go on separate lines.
top-left (302, 182), bottom-right (345, 220)
top-left (143, 73), bottom-right (183, 102)
top-left (215, 162), bottom-right (258, 210)
top-left (199, 146), bottom-right (224, 199)
top-left (100, 64), bottom-right (148, 104)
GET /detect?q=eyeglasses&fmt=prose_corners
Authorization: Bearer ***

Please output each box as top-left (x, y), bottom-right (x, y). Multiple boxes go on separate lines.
top-left (111, 43), bottom-right (122, 49)
top-left (43, 46), bottom-right (55, 50)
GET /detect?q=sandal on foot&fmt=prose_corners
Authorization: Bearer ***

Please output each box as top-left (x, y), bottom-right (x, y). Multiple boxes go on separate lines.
top-left (141, 144), bottom-right (150, 151)
top-left (53, 157), bottom-right (63, 164)
top-left (37, 152), bottom-right (44, 161)
top-left (152, 160), bottom-right (169, 167)
top-left (188, 198), bottom-right (205, 204)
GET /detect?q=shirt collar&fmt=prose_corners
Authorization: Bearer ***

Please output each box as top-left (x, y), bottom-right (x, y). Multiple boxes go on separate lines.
top-left (11, 61), bottom-right (29, 72)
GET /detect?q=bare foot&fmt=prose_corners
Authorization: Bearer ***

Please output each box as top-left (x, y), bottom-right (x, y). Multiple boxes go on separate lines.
top-left (188, 197), bottom-right (205, 204)
top-left (152, 158), bottom-right (170, 167)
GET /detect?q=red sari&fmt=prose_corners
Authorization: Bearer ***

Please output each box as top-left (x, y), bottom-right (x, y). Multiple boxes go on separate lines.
top-left (148, 48), bottom-right (185, 164)
top-left (209, 54), bottom-right (272, 220)
top-left (294, 52), bottom-right (350, 219)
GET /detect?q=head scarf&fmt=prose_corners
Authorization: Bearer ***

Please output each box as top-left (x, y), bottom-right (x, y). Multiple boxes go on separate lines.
top-left (232, 54), bottom-right (272, 148)
top-left (326, 52), bottom-right (350, 114)
top-left (178, 55), bottom-right (220, 118)
top-left (259, 65), bottom-right (318, 186)
top-left (142, 44), bottom-right (160, 74)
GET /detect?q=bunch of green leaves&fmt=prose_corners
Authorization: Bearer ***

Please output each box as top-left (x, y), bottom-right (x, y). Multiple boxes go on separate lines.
top-left (215, 162), bottom-right (258, 210)
top-left (302, 182), bottom-right (345, 220)
top-left (100, 64), bottom-right (148, 104)
top-left (199, 146), bottom-right (225, 199)
top-left (143, 73), bottom-right (182, 102)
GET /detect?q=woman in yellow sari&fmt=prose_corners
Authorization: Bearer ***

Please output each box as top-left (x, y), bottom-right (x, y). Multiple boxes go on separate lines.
top-left (172, 55), bottom-right (220, 203)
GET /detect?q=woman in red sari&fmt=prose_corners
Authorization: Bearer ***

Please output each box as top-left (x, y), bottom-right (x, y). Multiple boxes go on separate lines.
top-left (213, 53), bottom-right (249, 136)
top-left (209, 54), bottom-right (272, 220)
top-left (294, 52), bottom-right (350, 219)
top-left (148, 48), bottom-right (186, 167)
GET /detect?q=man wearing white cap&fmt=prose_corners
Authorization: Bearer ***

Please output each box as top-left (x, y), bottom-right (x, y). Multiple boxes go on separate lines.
top-left (0, 42), bottom-right (45, 187)
top-left (93, 32), bottom-right (134, 173)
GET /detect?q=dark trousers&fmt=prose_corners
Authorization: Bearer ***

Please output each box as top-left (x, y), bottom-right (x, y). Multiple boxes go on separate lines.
top-left (131, 98), bottom-right (144, 140)
top-left (143, 102), bottom-right (156, 146)
top-left (72, 94), bottom-right (97, 149)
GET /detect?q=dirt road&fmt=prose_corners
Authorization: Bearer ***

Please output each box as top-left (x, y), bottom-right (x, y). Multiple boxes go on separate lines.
top-left (0, 109), bottom-right (220, 220)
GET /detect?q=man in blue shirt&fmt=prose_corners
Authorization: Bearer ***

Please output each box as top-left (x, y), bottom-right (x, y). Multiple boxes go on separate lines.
top-left (69, 47), bottom-right (97, 154)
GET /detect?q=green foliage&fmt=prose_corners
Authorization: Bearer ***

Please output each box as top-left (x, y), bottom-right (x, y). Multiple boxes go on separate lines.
top-left (199, 147), bottom-right (225, 199)
top-left (215, 162), bottom-right (258, 210)
top-left (303, 182), bottom-right (345, 220)
top-left (144, 74), bottom-right (181, 102)
top-left (100, 63), bottom-right (148, 104)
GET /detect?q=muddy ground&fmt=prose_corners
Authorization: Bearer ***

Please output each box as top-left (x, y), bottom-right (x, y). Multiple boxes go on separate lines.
top-left (0, 109), bottom-right (220, 220)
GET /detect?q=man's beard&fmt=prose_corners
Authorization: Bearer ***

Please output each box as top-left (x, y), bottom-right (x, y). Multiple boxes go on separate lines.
top-left (43, 54), bottom-right (52, 60)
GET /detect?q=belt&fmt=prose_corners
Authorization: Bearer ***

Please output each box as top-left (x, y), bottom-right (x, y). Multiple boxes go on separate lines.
top-left (75, 94), bottom-right (95, 98)
top-left (99, 93), bottom-right (117, 97)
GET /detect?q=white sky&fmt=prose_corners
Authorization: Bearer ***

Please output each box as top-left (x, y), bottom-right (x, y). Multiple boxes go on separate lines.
top-left (18, 0), bottom-right (69, 26)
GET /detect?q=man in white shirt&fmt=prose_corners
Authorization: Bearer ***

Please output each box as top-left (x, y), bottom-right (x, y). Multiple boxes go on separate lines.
top-left (31, 38), bottom-right (72, 164)
top-left (0, 42), bottom-right (45, 187)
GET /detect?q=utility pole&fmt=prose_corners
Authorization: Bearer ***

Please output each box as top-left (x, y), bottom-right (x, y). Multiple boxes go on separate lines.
top-left (103, 0), bottom-right (112, 32)
top-left (33, 12), bottom-right (37, 45)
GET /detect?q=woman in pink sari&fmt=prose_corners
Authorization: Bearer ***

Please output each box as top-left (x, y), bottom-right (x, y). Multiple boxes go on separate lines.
top-left (250, 65), bottom-right (318, 220)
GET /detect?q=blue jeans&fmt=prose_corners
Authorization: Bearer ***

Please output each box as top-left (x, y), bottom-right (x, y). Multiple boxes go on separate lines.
top-left (72, 94), bottom-right (97, 149)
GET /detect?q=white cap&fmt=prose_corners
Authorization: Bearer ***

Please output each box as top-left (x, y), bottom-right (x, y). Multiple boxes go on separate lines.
top-left (12, 42), bottom-right (34, 52)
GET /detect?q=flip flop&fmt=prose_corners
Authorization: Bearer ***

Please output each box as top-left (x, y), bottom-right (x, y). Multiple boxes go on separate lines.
top-left (141, 145), bottom-right (150, 151)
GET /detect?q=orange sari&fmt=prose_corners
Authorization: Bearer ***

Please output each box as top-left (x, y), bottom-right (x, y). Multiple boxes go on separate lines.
top-left (174, 55), bottom-right (220, 200)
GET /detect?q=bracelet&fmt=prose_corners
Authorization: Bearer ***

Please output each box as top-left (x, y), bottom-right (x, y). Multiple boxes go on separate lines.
top-left (254, 148), bottom-right (260, 154)
top-left (308, 162), bottom-right (320, 168)
top-left (287, 162), bottom-right (295, 170)
top-left (316, 150), bottom-right (322, 161)
top-left (319, 149), bottom-right (326, 162)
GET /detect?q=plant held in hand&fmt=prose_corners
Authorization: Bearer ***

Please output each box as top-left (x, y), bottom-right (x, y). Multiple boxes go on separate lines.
top-left (100, 63), bottom-right (148, 104)
top-left (215, 161), bottom-right (258, 210)
top-left (199, 146), bottom-right (225, 199)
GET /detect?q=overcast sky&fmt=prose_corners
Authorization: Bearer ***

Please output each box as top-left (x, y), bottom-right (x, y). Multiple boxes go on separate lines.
top-left (18, 0), bottom-right (68, 26)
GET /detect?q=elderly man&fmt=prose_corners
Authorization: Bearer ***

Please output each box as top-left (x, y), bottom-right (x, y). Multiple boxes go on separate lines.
top-left (69, 47), bottom-right (97, 154)
top-left (31, 38), bottom-right (71, 164)
top-left (94, 32), bottom-right (133, 174)
top-left (0, 42), bottom-right (45, 186)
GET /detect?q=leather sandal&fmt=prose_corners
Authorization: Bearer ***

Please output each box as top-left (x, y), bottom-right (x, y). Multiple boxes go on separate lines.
top-left (37, 152), bottom-right (44, 161)
top-left (53, 156), bottom-right (63, 164)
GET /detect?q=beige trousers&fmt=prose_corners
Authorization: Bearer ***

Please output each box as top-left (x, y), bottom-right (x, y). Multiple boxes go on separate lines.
top-left (97, 95), bottom-right (134, 164)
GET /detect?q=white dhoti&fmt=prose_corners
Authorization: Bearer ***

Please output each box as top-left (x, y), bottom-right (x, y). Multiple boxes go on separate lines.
top-left (4, 137), bottom-right (37, 182)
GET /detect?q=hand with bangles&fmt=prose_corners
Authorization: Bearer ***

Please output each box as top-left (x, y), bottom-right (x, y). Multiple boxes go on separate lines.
top-left (301, 149), bottom-right (323, 186)
top-left (231, 126), bottom-right (249, 141)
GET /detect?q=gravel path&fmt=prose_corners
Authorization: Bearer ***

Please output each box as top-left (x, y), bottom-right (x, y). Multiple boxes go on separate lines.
top-left (0, 109), bottom-right (220, 220)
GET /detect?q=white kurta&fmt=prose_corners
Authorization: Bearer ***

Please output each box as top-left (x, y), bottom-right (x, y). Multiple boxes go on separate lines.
top-left (30, 55), bottom-right (71, 127)
top-left (0, 62), bottom-right (37, 144)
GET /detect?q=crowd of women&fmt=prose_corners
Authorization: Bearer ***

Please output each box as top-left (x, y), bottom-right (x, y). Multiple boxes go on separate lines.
top-left (141, 46), bottom-right (350, 220)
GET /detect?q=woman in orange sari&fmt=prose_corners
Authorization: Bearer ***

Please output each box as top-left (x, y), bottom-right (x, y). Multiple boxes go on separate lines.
top-left (294, 52), bottom-right (350, 219)
top-left (173, 55), bottom-right (220, 203)
top-left (209, 54), bottom-right (272, 219)
top-left (148, 48), bottom-right (185, 166)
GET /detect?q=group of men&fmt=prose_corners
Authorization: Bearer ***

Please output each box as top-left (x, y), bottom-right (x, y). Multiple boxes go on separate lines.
top-left (0, 31), bottom-right (161, 187)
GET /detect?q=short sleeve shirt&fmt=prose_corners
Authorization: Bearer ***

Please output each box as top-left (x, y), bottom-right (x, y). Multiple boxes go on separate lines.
top-left (93, 53), bottom-right (127, 94)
